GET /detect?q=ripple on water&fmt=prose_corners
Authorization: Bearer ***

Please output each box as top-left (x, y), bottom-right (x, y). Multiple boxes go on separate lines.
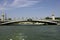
top-left (0, 25), bottom-right (60, 40)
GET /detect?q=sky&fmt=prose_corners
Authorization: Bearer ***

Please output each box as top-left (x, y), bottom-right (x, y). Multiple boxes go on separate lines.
top-left (0, 0), bottom-right (60, 19)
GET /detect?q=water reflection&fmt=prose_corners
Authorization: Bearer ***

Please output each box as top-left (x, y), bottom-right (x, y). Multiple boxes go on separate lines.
top-left (11, 33), bottom-right (27, 40)
top-left (9, 39), bottom-right (13, 40)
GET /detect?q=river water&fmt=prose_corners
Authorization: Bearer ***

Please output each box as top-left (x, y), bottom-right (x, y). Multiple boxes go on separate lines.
top-left (0, 25), bottom-right (60, 40)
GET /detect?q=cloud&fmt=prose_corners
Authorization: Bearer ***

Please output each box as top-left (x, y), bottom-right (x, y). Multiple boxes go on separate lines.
top-left (0, 0), bottom-right (40, 10)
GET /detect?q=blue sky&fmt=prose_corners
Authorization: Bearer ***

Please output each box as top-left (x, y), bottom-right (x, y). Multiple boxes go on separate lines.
top-left (0, 0), bottom-right (60, 19)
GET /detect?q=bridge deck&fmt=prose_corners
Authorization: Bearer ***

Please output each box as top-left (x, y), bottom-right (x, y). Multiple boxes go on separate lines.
top-left (0, 20), bottom-right (58, 25)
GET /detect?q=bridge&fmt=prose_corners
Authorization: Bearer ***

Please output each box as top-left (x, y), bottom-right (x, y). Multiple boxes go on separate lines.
top-left (0, 19), bottom-right (58, 25)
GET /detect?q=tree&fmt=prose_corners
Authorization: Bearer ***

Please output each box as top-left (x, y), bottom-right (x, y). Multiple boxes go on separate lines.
top-left (27, 18), bottom-right (32, 21)
top-left (8, 18), bottom-right (12, 20)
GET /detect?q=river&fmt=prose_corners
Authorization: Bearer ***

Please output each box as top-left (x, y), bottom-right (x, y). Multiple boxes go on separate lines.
top-left (0, 25), bottom-right (60, 40)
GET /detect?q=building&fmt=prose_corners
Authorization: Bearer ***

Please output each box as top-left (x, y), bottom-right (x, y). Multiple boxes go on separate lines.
top-left (45, 12), bottom-right (60, 20)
